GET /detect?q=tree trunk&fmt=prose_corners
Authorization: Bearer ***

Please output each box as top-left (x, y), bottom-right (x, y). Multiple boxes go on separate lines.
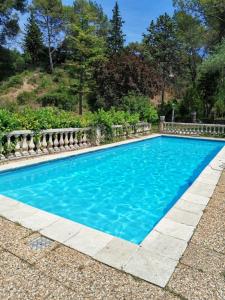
top-left (79, 69), bottom-right (84, 115)
top-left (160, 80), bottom-right (165, 113)
top-left (79, 92), bottom-right (83, 115)
top-left (48, 47), bottom-right (54, 73)
top-left (46, 16), bottom-right (54, 73)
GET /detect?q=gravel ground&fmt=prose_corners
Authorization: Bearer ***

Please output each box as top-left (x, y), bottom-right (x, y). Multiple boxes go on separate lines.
top-left (0, 172), bottom-right (225, 299)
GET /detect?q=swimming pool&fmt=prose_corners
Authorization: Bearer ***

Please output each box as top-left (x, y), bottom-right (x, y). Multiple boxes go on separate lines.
top-left (0, 136), bottom-right (224, 244)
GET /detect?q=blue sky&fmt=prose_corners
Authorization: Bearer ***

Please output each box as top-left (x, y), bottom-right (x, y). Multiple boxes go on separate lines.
top-left (17, 0), bottom-right (174, 49)
top-left (64, 0), bottom-right (175, 43)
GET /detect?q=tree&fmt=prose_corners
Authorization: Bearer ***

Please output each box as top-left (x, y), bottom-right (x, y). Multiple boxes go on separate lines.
top-left (107, 1), bottom-right (125, 54)
top-left (33, 0), bottom-right (64, 73)
top-left (175, 11), bottom-right (206, 87)
top-left (198, 39), bottom-right (225, 117)
top-left (66, 0), bottom-right (106, 115)
top-left (173, 0), bottom-right (225, 47)
top-left (24, 12), bottom-right (43, 65)
top-left (143, 13), bottom-right (181, 111)
top-left (0, 0), bottom-right (26, 46)
top-left (94, 51), bottom-right (160, 109)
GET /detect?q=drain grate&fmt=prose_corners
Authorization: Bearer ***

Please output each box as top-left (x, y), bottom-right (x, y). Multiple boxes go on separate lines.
top-left (29, 236), bottom-right (53, 250)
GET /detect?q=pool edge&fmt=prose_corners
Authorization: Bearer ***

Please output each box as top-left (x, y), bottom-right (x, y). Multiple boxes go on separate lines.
top-left (0, 134), bottom-right (224, 288)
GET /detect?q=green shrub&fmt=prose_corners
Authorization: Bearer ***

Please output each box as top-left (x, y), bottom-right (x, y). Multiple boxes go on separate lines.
top-left (17, 91), bottom-right (36, 105)
top-left (37, 92), bottom-right (77, 111)
top-left (0, 75), bottom-right (23, 93)
top-left (119, 93), bottom-right (158, 123)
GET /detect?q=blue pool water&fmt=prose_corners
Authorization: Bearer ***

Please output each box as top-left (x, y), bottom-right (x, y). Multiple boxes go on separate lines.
top-left (0, 136), bottom-right (224, 244)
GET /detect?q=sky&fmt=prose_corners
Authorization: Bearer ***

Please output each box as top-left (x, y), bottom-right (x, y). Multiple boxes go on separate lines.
top-left (63, 0), bottom-right (175, 43)
top-left (17, 0), bottom-right (174, 49)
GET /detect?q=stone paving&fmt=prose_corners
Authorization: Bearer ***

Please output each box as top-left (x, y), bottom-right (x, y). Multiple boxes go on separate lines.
top-left (0, 174), bottom-right (225, 299)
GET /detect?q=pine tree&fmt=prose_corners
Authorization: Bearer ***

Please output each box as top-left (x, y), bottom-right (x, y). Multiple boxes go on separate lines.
top-left (24, 12), bottom-right (43, 65)
top-left (107, 1), bottom-right (125, 54)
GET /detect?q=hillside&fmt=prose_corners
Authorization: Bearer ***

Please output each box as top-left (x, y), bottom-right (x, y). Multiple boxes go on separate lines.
top-left (0, 68), bottom-right (82, 112)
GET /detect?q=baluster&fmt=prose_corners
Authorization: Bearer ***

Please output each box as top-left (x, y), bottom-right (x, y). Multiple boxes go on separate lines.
top-left (59, 132), bottom-right (65, 151)
top-left (47, 133), bottom-right (54, 153)
top-left (6, 135), bottom-right (14, 159)
top-left (69, 131), bottom-right (75, 150)
top-left (0, 140), bottom-right (5, 160)
top-left (53, 133), bottom-right (60, 152)
top-left (64, 132), bottom-right (70, 150)
top-left (21, 133), bottom-right (29, 156)
top-left (36, 134), bottom-right (42, 155)
top-left (14, 134), bottom-right (22, 157)
top-left (74, 132), bottom-right (79, 148)
top-left (42, 133), bottom-right (48, 154)
top-left (28, 133), bottom-right (36, 155)
top-left (82, 131), bottom-right (87, 147)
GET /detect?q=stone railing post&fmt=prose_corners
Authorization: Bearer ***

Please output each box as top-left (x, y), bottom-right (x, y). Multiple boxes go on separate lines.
top-left (95, 126), bottom-right (101, 146)
top-left (159, 116), bottom-right (165, 133)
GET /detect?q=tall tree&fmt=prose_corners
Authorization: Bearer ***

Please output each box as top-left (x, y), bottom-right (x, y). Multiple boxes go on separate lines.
top-left (94, 51), bottom-right (160, 109)
top-left (33, 0), bottom-right (64, 73)
top-left (67, 0), bottom-right (106, 115)
top-left (0, 0), bottom-right (26, 46)
top-left (24, 12), bottom-right (43, 65)
top-left (143, 13), bottom-right (181, 111)
top-left (173, 0), bottom-right (225, 47)
top-left (107, 1), bottom-right (125, 54)
top-left (175, 11), bottom-right (206, 87)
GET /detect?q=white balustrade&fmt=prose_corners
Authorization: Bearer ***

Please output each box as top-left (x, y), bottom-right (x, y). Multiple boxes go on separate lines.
top-left (0, 123), bottom-right (151, 163)
top-left (161, 121), bottom-right (225, 137)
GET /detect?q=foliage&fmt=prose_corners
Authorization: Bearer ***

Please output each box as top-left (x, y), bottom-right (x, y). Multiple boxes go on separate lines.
top-left (37, 92), bottom-right (77, 111)
top-left (0, 48), bottom-right (25, 81)
top-left (107, 1), bottom-right (125, 54)
top-left (66, 0), bottom-right (107, 115)
top-left (0, 107), bottom-right (145, 134)
top-left (17, 91), bottom-right (36, 105)
top-left (173, 0), bottom-right (225, 46)
top-left (24, 12), bottom-right (44, 65)
top-left (0, 0), bottom-right (26, 45)
top-left (0, 74), bottom-right (23, 93)
top-left (33, 0), bottom-right (64, 72)
top-left (93, 51), bottom-right (160, 109)
top-left (119, 93), bottom-right (158, 123)
top-left (143, 13), bottom-right (181, 109)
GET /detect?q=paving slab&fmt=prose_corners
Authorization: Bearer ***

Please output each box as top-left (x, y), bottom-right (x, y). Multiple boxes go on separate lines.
top-left (20, 210), bottom-right (59, 231)
top-left (165, 207), bottom-right (202, 226)
top-left (65, 226), bottom-right (113, 257)
top-left (40, 218), bottom-right (82, 243)
top-left (154, 218), bottom-right (195, 241)
top-left (0, 195), bottom-right (19, 211)
top-left (124, 247), bottom-right (178, 287)
top-left (175, 199), bottom-right (206, 214)
top-left (141, 231), bottom-right (187, 261)
top-left (181, 191), bottom-right (210, 206)
top-left (188, 181), bottom-right (216, 198)
top-left (0, 203), bottom-right (39, 223)
top-left (94, 237), bottom-right (138, 269)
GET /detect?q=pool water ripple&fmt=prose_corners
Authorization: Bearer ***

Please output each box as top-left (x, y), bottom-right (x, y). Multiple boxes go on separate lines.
top-left (0, 136), bottom-right (224, 244)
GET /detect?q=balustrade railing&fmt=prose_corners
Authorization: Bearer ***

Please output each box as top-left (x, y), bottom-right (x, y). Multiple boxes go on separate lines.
top-left (0, 128), bottom-right (92, 162)
top-left (0, 122), bottom-right (152, 162)
top-left (111, 122), bottom-right (152, 139)
top-left (161, 121), bottom-right (225, 136)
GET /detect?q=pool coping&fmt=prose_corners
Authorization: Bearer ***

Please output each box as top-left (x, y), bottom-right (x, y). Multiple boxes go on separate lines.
top-left (0, 133), bottom-right (224, 288)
